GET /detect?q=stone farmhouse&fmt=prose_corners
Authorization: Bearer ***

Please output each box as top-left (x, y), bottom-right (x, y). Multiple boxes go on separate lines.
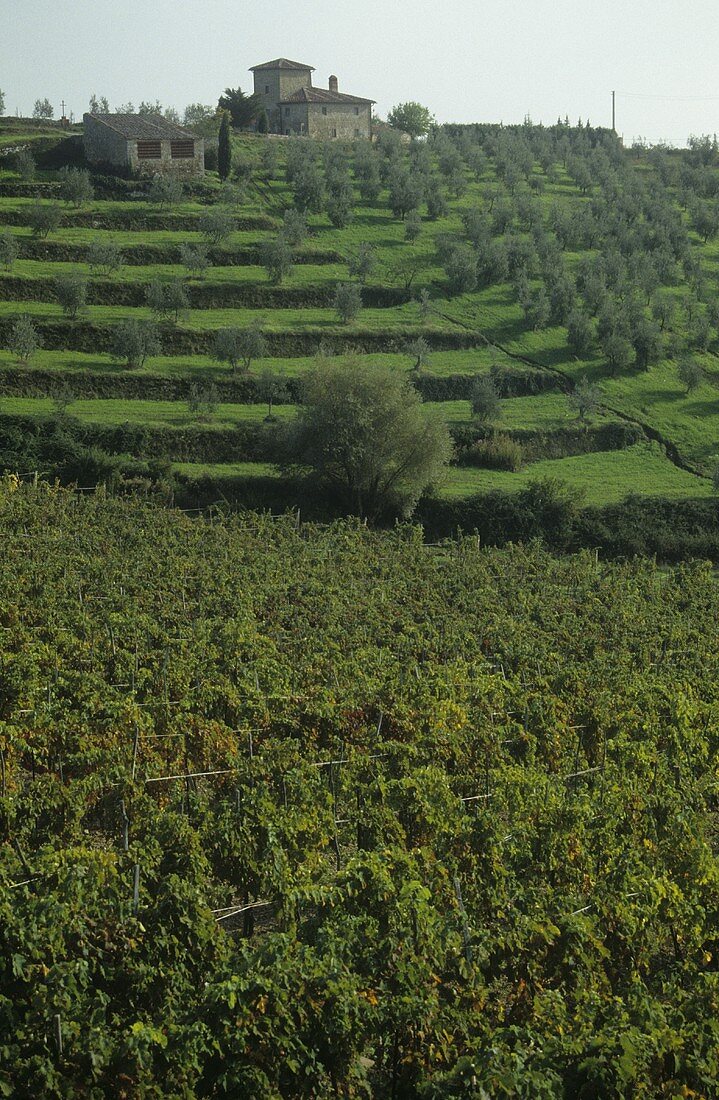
top-left (250, 58), bottom-right (374, 140)
top-left (82, 113), bottom-right (204, 178)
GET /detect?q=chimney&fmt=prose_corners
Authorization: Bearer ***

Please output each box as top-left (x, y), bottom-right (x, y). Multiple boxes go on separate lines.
top-left (329, 75), bottom-right (338, 93)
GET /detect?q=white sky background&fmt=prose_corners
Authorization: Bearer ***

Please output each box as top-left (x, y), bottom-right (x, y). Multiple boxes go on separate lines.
top-left (2, 0), bottom-right (719, 146)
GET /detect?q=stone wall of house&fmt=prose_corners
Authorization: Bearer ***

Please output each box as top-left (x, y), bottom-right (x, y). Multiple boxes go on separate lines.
top-left (128, 139), bottom-right (204, 179)
top-left (82, 114), bottom-right (129, 169)
top-left (254, 69), bottom-right (312, 133)
top-left (281, 103), bottom-right (309, 135)
top-left (308, 103), bottom-right (372, 140)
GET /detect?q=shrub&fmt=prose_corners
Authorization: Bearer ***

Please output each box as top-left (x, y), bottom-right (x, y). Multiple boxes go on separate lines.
top-left (145, 279), bottom-right (190, 323)
top-left (334, 282), bottom-right (362, 324)
top-left (347, 243), bottom-right (376, 285)
top-left (677, 356), bottom-right (703, 393)
top-left (464, 433), bottom-right (524, 471)
top-left (261, 236), bottom-right (294, 284)
top-left (198, 206), bottom-right (235, 245)
top-left (110, 320), bottom-right (161, 369)
top-left (55, 274), bottom-right (88, 319)
top-left (7, 315), bottom-right (40, 364)
top-left (58, 167), bottom-right (94, 207)
top-left (470, 374), bottom-right (500, 423)
top-left (187, 383), bottom-right (220, 421)
top-left (15, 149), bottom-right (35, 181)
top-left (86, 239), bottom-right (123, 275)
top-left (180, 243), bottom-right (211, 279)
top-left (0, 230), bottom-right (18, 269)
top-left (404, 210), bottom-right (422, 241)
top-left (281, 209), bottom-right (307, 247)
top-left (148, 175), bottom-right (183, 208)
top-left (28, 203), bottom-right (62, 239)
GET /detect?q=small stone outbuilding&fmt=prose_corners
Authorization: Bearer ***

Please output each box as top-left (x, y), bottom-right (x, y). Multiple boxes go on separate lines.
top-left (251, 58), bottom-right (374, 139)
top-left (82, 113), bottom-right (204, 178)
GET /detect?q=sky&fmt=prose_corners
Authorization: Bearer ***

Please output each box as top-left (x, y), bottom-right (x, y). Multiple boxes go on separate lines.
top-left (2, 0), bottom-right (719, 146)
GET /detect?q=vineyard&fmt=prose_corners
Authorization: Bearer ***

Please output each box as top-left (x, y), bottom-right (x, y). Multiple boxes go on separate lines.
top-left (2, 482), bottom-right (719, 1095)
top-left (2, 118), bottom-right (719, 535)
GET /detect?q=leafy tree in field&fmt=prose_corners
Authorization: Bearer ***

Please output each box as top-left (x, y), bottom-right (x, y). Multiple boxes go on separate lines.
top-left (7, 315), bottom-right (40, 364)
top-left (281, 209), bottom-right (307, 247)
top-left (404, 210), bottom-right (421, 242)
top-left (444, 243), bottom-right (478, 295)
top-left (218, 111), bottom-right (232, 181)
top-left (602, 330), bottom-right (633, 375)
top-left (347, 243), bottom-right (376, 285)
top-left (15, 149), bottom-right (35, 181)
top-left (28, 203), bottom-right (61, 238)
top-left (417, 288), bottom-right (433, 322)
top-left (258, 370), bottom-right (288, 421)
top-left (631, 315), bottom-right (663, 369)
top-left (387, 102), bottom-right (435, 138)
top-left (86, 239), bottom-right (123, 275)
top-left (179, 243), bottom-right (210, 279)
top-left (470, 374), bottom-right (501, 423)
top-left (145, 279), bottom-right (189, 323)
top-left (568, 377), bottom-right (602, 422)
top-left (54, 274), bottom-right (88, 320)
top-left (261, 236), bottom-right (294, 284)
top-left (334, 282), bottom-right (363, 324)
top-left (32, 98), bottom-right (53, 120)
top-left (285, 358), bottom-right (452, 520)
top-left (260, 141), bottom-right (278, 178)
top-left (148, 175), bottom-right (183, 208)
top-left (677, 356), bottom-right (703, 393)
top-left (388, 168), bottom-right (421, 220)
top-left (217, 87), bottom-right (261, 128)
top-left (406, 336), bottom-right (431, 373)
top-left (0, 89), bottom-right (5, 116)
top-left (292, 164), bottom-right (325, 213)
top-left (567, 309), bottom-right (594, 357)
top-left (213, 324), bottom-right (267, 374)
top-left (187, 382), bottom-right (220, 421)
top-left (0, 230), bottom-right (18, 270)
top-left (110, 320), bottom-right (160, 369)
top-left (198, 207), bottom-right (235, 245)
top-left (52, 383), bottom-right (75, 416)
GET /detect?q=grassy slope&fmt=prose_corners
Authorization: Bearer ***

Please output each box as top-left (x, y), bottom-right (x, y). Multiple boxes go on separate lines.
top-left (0, 126), bottom-right (716, 502)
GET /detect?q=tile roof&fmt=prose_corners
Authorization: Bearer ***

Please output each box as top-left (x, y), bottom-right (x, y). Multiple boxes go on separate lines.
top-left (250, 58), bottom-right (315, 72)
top-left (84, 113), bottom-right (197, 140)
top-left (279, 87), bottom-right (374, 106)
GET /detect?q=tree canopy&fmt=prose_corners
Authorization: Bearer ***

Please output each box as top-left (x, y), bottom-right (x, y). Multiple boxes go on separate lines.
top-left (217, 87), bottom-right (261, 129)
top-left (284, 358), bottom-right (453, 521)
top-left (387, 101), bottom-right (435, 138)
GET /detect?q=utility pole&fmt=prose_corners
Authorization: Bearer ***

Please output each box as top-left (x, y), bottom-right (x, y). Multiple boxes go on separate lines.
top-left (612, 90), bottom-right (616, 132)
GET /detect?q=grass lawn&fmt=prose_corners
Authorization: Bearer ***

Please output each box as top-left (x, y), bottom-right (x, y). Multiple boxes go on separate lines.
top-left (437, 443), bottom-right (713, 504)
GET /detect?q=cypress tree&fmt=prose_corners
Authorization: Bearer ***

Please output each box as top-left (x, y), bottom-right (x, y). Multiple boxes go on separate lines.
top-left (218, 112), bottom-right (232, 181)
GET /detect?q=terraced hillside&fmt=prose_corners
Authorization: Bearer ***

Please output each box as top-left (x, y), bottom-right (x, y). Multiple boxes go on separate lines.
top-left (1, 119), bottom-right (718, 516)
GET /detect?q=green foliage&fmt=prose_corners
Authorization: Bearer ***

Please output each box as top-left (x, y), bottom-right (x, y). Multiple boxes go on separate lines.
top-left (7, 315), bottom-right (40, 364)
top-left (0, 230), bottom-right (18, 270)
top-left (145, 279), bottom-right (189, 324)
top-left (387, 101), bottom-right (435, 138)
top-left (187, 381), bottom-right (220, 420)
top-left (213, 324), bottom-right (267, 374)
top-left (197, 206), bottom-right (235, 246)
top-left (568, 377), bottom-right (603, 422)
top-left (285, 357), bottom-right (453, 518)
top-left (110, 319), bottom-right (161, 369)
top-left (217, 86), bottom-right (261, 128)
top-left (347, 242), bottom-right (376, 285)
top-left (32, 97), bottom-right (53, 119)
top-left (179, 242), bottom-right (211, 279)
top-left (470, 373), bottom-right (501, 423)
top-left (217, 111), bottom-right (232, 181)
top-left (57, 167), bottom-right (94, 208)
top-left (15, 148), bottom-right (35, 182)
top-left (677, 357), bottom-right (703, 394)
top-left (148, 175), bottom-right (183, 208)
top-left (261, 236), bottom-right (294, 285)
top-left (86, 239), bottom-right (123, 276)
top-left (27, 202), bottom-right (62, 239)
top-left (333, 281), bottom-right (363, 324)
top-left (54, 274), bottom-right (88, 320)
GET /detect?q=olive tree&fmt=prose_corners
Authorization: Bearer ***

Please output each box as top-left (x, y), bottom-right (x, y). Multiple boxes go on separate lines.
top-left (110, 320), bottom-right (161, 369)
top-left (55, 274), bottom-right (88, 320)
top-left (7, 316), bottom-right (40, 364)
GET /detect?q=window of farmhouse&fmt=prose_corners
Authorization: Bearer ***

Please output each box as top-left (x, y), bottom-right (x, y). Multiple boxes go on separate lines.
top-left (137, 141), bottom-right (162, 159)
top-left (171, 140), bottom-right (194, 159)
